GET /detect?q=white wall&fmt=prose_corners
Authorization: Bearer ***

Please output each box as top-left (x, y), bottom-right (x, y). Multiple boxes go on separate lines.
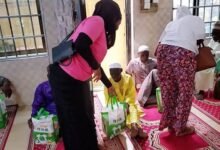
top-left (132, 0), bottom-right (173, 58)
top-left (0, 57), bottom-right (49, 106)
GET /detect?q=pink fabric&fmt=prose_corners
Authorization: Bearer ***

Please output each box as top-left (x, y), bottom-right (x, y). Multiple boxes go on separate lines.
top-left (60, 16), bottom-right (107, 81)
top-left (126, 58), bottom-right (157, 89)
top-left (142, 105), bottom-right (161, 121)
top-left (156, 44), bottom-right (196, 135)
top-left (158, 130), bottom-right (208, 150)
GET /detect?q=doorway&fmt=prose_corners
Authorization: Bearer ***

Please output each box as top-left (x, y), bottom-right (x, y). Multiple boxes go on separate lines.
top-left (85, 0), bottom-right (129, 76)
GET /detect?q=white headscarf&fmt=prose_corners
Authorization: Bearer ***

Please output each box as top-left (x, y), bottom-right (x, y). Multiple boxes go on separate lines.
top-left (176, 6), bottom-right (191, 19)
top-left (159, 6), bottom-right (191, 42)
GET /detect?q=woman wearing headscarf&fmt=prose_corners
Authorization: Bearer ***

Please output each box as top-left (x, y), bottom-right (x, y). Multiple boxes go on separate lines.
top-left (156, 6), bottom-right (205, 136)
top-left (48, 0), bottom-right (121, 149)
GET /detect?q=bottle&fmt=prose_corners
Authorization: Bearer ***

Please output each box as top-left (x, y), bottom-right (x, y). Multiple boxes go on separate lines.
top-left (156, 87), bottom-right (163, 113)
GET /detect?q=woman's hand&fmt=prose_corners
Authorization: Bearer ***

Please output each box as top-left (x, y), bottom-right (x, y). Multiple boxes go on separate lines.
top-left (108, 86), bottom-right (116, 97)
top-left (93, 68), bottom-right (102, 82)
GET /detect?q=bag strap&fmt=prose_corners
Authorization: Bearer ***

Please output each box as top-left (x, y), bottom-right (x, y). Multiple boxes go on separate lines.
top-left (107, 96), bottom-right (119, 110)
top-left (107, 96), bottom-right (113, 110)
top-left (58, 30), bottom-right (75, 66)
top-left (112, 96), bottom-right (119, 107)
top-left (60, 30), bottom-right (75, 43)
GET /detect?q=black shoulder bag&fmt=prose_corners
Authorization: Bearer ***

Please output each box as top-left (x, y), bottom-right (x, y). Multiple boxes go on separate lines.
top-left (52, 30), bottom-right (76, 64)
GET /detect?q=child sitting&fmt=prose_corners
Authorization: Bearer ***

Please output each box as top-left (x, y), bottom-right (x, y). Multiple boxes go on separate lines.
top-left (104, 62), bottom-right (147, 138)
top-left (28, 81), bottom-right (56, 128)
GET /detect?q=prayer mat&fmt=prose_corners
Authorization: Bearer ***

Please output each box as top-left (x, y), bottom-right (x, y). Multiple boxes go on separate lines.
top-left (132, 105), bottom-right (220, 150)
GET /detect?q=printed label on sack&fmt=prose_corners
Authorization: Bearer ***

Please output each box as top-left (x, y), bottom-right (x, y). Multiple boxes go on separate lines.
top-left (108, 108), bottom-right (125, 125)
top-left (32, 115), bottom-right (54, 133)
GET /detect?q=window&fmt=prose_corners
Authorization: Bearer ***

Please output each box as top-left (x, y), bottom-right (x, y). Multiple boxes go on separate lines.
top-left (173, 0), bottom-right (220, 38)
top-left (0, 0), bottom-right (46, 59)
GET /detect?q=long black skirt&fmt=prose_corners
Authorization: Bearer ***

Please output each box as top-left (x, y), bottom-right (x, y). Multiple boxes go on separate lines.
top-left (48, 64), bottom-right (98, 150)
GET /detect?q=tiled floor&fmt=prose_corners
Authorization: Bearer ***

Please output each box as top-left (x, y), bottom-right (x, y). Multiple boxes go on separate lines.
top-left (5, 106), bottom-right (31, 150)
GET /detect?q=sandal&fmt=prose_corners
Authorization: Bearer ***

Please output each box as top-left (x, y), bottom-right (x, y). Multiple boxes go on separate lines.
top-left (176, 126), bottom-right (195, 136)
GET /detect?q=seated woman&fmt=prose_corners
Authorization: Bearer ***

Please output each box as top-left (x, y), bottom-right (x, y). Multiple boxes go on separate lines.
top-left (28, 81), bottom-right (56, 128)
top-left (104, 62), bottom-right (147, 138)
top-left (0, 76), bottom-right (12, 98)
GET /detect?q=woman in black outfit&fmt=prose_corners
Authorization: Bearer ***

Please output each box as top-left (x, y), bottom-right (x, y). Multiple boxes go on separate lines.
top-left (48, 0), bottom-right (121, 149)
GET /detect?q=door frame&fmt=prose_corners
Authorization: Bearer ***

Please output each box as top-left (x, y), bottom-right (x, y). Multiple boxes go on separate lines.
top-left (125, 0), bottom-right (132, 61)
top-left (79, 0), bottom-right (132, 62)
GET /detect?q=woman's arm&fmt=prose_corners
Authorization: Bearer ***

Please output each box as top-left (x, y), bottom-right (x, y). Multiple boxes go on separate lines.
top-left (74, 32), bottom-right (100, 70)
top-left (100, 67), bottom-right (112, 88)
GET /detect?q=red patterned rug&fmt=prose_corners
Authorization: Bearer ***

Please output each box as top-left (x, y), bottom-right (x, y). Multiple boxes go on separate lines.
top-left (193, 98), bottom-right (220, 123)
top-left (0, 105), bottom-right (18, 150)
top-left (130, 105), bottom-right (220, 150)
top-left (95, 96), bottom-right (220, 150)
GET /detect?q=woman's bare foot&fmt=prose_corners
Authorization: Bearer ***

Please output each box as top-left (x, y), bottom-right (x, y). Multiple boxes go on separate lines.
top-left (176, 126), bottom-right (195, 136)
top-left (168, 126), bottom-right (175, 133)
